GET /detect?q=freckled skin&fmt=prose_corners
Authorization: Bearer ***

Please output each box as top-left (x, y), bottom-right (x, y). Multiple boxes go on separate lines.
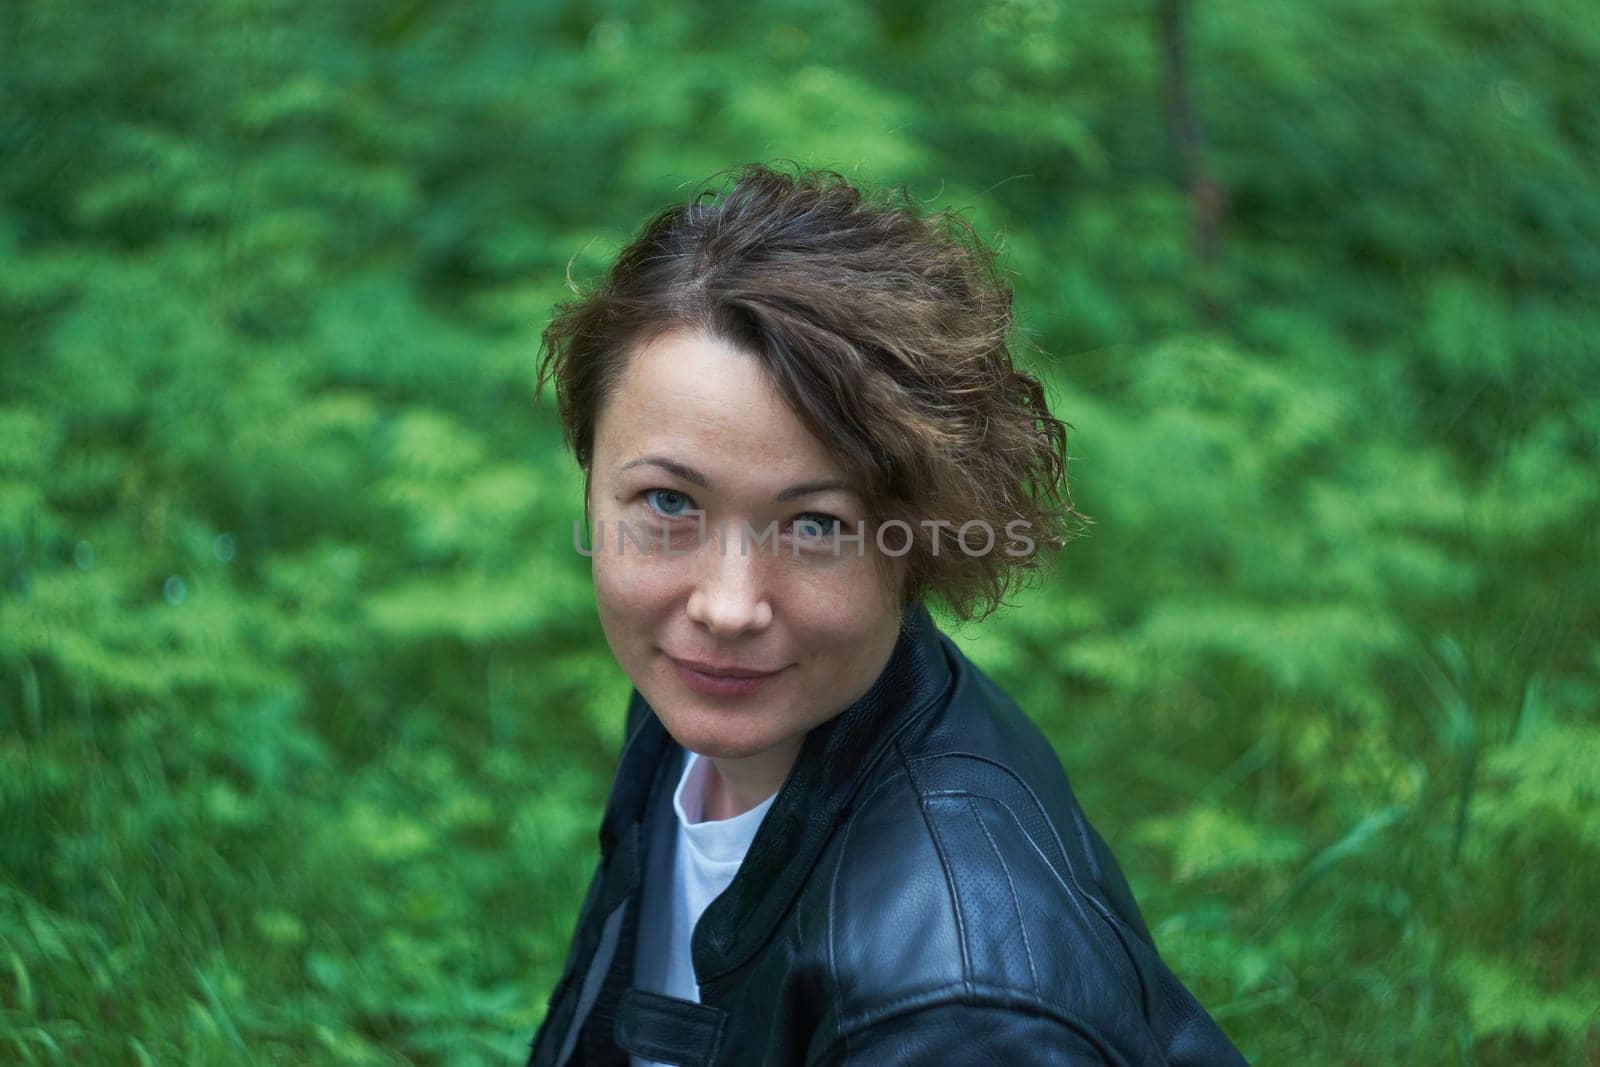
top-left (587, 330), bottom-right (904, 820)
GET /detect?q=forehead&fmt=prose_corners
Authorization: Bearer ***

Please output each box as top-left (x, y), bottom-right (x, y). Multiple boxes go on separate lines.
top-left (595, 330), bottom-right (851, 488)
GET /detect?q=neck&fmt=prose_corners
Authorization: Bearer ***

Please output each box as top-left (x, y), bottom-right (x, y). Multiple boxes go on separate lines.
top-left (701, 736), bottom-right (803, 821)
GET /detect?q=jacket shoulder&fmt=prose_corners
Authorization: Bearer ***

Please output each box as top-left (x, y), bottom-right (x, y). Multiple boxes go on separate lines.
top-left (817, 750), bottom-right (1154, 1048)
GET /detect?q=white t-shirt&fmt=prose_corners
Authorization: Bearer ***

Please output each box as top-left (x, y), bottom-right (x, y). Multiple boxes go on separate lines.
top-left (631, 751), bottom-right (777, 1067)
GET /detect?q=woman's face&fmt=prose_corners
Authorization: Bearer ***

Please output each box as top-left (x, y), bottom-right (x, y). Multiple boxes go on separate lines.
top-left (586, 329), bottom-right (905, 767)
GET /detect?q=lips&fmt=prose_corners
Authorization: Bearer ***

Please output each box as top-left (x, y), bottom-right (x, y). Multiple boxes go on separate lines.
top-left (666, 653), bottom-right (787, 698)
top-left (669, 656), bottom-right (781, 678)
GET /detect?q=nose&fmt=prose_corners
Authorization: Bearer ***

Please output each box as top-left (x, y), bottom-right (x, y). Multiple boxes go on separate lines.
top-left (685, 541), bottom-right (773, 637)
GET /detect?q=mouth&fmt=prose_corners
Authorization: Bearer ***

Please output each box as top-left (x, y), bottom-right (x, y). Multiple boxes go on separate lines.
top-left (665, 653), bottom-right (788, 697)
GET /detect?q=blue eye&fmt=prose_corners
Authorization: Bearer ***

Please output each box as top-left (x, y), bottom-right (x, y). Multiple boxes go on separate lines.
top-left (645, 489), bottom-right (694, 517)
top-left (792, 513), bottom-right (842, 538)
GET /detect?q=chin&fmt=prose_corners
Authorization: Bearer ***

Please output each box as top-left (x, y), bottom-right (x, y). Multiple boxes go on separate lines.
top-left (651, 702), bottom-right (780, 760)
top-left (677, 734), bottom-right (771, 762)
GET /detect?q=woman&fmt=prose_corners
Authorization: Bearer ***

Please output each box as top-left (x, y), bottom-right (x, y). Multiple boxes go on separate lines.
top-left (528, 165), bottom-right (1247, 1066)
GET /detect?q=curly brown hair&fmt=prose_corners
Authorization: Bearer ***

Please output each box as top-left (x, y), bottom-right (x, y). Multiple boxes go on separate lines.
top-left (537, 163), bottom-right (1085, 621)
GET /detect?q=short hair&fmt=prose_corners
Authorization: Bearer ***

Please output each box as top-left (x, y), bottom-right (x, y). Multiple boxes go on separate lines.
top-left (537, 163), bottom-right (1084, 621)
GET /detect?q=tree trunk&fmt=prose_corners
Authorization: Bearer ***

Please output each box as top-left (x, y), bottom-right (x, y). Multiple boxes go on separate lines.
top-left (1158, 0), bottom-right (1226, 318)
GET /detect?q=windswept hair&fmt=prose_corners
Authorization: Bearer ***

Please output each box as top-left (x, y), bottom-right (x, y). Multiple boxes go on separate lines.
top-left (537, 163), bottom-right (1085, 621)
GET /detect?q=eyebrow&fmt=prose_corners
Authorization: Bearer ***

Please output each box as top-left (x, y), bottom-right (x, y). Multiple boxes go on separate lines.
top-left (620, 456), bottom-right (853, 503)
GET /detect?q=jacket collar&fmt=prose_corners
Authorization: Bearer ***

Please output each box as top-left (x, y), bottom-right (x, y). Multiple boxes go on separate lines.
top-left (598, 604), bottom-right (954, 983)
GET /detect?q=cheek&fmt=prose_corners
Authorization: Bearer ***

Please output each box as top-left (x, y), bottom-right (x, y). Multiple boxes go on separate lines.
top-left (592, 553), bottom-right (683, 639)
top-left (790, 567), bottom-right (901, 664)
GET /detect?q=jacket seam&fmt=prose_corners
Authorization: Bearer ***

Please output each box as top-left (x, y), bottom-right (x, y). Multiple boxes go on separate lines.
top-left (901, 750), bottom-right (1150, 1014)
top-left (903, 751), bottom-right (1083, 891)
top-left (982, 792), bottom-right (1150, 1013)
top-left (902, 750), bottom-right (1104, 921)
top-left (806, 982), bottom-right (1126, 1067)
top-left (964, 795), bottom-right (1040, 997)
top-left (899, 742), bottom-right (974, 998)
top-left (914, 800), bottom-right (974, 996)
top-left (826, 768), bottom-right (914, 1064)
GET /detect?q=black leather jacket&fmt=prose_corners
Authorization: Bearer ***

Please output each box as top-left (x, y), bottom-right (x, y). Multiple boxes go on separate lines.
top-left (529, 606), bottom-right (1249, 1065)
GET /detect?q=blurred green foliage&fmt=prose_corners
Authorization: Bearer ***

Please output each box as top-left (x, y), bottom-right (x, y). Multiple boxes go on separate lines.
top-left (2, 0), bottom-right (1597, 1062)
